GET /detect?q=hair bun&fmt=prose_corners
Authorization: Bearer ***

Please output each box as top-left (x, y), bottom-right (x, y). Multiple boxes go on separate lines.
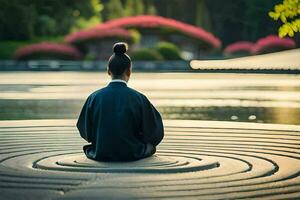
top-left (113, 42), bottom-right (128, 55)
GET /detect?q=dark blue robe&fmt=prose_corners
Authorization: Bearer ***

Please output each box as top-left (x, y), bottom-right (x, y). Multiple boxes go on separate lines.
top-left (77, 81), bottom-right (164, 161)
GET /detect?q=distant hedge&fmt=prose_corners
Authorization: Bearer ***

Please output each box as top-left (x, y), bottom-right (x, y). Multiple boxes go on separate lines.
top-left (14, 42), bottom-right (82, 60)
top-left (223, 41), bottom-right (254, 57)
top-left (155, 41), bottom-right (182, 60)
top-left (252, 35), bottom-right (296, 54)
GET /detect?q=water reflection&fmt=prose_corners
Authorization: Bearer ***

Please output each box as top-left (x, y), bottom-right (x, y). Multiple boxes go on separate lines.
top-left (1, 99), bottom-right (299, 125)
top-left (0, 72), bottom-right (299, 125)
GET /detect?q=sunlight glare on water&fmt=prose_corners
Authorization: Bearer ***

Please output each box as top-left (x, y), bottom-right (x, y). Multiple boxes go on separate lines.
top-left (0, 72), bottom-right (299, 125)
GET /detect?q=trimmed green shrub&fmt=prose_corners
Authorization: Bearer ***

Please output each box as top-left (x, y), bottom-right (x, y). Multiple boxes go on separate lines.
top-left (131, 48), bottom-right (163, 61)
top-left (155, 41), bottom-right (182, 60)
top-left (0, 41), bottom-right (25, 59)
top-left (84, 54), bottom-right (96, 61)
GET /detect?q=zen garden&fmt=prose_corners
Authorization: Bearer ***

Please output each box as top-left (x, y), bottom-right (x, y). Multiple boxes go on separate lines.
top-left (0, 0), bottom-right (300, 200)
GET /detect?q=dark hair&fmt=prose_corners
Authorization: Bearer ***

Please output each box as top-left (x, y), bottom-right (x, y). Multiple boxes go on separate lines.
top-left (108, 42), bottom-right (131, 77)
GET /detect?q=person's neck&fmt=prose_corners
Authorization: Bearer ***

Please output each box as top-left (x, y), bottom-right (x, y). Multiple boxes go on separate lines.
top-left (111, 78), bottom-right (127, 85)
top-left (111, 76), bottom-right (128, 83)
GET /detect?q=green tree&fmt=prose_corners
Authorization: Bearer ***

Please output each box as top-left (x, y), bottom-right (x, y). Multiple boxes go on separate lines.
top-left (71, 0), bottom-right (103, 32)
top-left (269, 0), bottom-right (300, 37)
top-left (146, 3), bottom-right (157, 15)
top-left (105, 0), bottom-right (124, 19)
top-left (0, 0), bottom-right (103, 40)
top-left (0, 0), bottom-right (37, 40)
top-left (124, 0), bottom-right (144, 16)
top-left (195, 0), bottom-right (211, 31)
top-left (205, 0), bottom-right (280, 45)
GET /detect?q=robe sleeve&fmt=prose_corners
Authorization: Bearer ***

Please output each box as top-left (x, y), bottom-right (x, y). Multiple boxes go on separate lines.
top-left (76, 96), bottom-right (93, 143)
top-left (140, 95), bottom-right (164, 146)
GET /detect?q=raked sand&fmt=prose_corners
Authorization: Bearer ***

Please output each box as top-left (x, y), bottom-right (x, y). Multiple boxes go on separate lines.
top-left (0, 119), bottom-right (299, 199)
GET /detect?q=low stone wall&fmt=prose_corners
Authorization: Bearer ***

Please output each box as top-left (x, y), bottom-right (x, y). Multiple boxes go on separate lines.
top-left (0, 60), bottom-right (191, 72)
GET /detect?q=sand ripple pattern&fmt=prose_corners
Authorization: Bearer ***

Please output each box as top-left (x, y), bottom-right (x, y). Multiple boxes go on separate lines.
top-left (0, 120), bottom-right (300, 200)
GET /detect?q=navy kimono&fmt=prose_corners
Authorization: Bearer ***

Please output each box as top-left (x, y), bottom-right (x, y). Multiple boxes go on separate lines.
top-left (76, 81), bottom-right (164, 161)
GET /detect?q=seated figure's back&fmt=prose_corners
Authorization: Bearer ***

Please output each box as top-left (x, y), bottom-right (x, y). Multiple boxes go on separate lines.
top-left (77, 42), bottom-right (164, 161)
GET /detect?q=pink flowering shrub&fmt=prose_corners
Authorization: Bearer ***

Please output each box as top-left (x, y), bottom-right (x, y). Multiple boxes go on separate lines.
top-left (224, 41), bottom-right (254, 56)
top-left (252, 35), bottom-right (296, 54)
top-left (65, 28), bottom-right (132, 44)
top-left (96, 15), bottom-right (221, 50)
top-left (14, 42), bottom-right (82, 60)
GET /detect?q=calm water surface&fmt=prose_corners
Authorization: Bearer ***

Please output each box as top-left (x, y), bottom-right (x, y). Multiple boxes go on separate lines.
top-left (0, 72), bottom-right (299, 125)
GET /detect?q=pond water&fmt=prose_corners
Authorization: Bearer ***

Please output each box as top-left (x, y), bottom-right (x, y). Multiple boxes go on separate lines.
top-left (0, 72), bottom-right (299, 125)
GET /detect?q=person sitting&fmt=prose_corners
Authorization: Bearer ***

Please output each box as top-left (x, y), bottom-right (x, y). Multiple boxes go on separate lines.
top-left (77, 42), bottom-right (164, 161)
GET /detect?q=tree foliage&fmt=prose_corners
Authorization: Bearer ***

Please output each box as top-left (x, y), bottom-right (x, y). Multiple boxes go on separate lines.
top-left (0, 0), bottom-right (103, 40)
top-left (105, 0), bottom-right (124, 19)
top-left (124, 0), bottom-right (144, 16)
top-left (1, 0), bottom-right (296, 46)
top-left (102, 0), bottom-right (156, 20)
top-left (205, 0), bottom-right (281, 46)
top-left (269, 0), bottom-right (300, 37)
top-left (71, 0), bottom-right (103, 32)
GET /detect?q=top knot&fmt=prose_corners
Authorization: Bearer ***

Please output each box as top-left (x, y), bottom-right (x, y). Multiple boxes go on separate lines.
top-left (113, 42), bottom-right (128, 55)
